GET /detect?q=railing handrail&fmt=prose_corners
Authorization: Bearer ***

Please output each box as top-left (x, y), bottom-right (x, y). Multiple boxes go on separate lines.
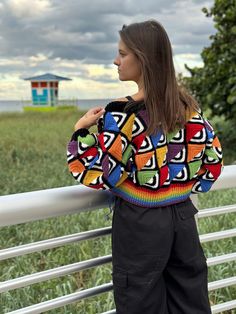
top-left (0, 185), bottom-right (110, 227)
top-left (0, 165), bottom-right (235, 227)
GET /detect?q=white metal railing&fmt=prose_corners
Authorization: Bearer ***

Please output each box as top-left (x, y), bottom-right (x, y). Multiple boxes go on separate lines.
top-left (0, 165), bottom-right (235, 314)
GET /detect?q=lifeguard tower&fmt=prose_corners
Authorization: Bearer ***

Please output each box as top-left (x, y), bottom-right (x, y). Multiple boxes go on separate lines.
top-left (24, 73), bottom-right (71, 106)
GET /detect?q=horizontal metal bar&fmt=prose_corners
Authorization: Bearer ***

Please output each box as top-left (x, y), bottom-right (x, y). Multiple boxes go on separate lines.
top-left (0, 185), bottom-right (111, 227)
top-left (0, 165), bottom-right (235, 227)
top-left (197, 204), bottom-right (236, 218)
top-left (101, 311), bottom-right (116, 314)
top-left (200, 228), bottom-right (236, 243)
top-left (7, 282), bottom-right (113, 314)
top-left (0, 227), bottom-right (112, 261)
top-left (207, 252), bottom-right (236, 267)
top-left (208, 276), bottom-right (236, 291)
top-left (0, 255), bottom-right (112, 293)
top-left (211, 300), bottom-right (236, 314)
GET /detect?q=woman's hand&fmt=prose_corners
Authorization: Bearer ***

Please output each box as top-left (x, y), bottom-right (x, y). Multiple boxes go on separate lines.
top-left (74, 107), bottom-right (105, 131)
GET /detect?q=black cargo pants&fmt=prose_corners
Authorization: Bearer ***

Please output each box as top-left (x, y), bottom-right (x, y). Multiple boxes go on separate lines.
top-left (111, 197), bottom-right (212, 314)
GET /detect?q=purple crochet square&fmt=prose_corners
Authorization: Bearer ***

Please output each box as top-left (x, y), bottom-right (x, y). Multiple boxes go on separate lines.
top-left (68, 140), bottom-right (78, 155)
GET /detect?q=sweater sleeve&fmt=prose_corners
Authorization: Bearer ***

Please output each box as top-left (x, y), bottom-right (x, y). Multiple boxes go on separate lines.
top-left (67, 111), bottom-right (136, 190)
top-left (191, 119), bottom-right (223, 193)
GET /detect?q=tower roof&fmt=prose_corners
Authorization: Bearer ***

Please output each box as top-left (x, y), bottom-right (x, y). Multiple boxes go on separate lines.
top-left (24, 73), bottom-right (72, 82)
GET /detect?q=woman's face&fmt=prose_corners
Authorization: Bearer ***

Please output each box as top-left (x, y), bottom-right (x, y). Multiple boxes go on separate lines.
top-left (113, 38), bottom-right (142, 84)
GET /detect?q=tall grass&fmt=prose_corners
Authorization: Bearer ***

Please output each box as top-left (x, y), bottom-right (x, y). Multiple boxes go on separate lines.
top-left (0, 111), bottom-right (235, 313)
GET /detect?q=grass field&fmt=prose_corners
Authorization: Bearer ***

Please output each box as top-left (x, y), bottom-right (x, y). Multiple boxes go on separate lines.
top-left (0, 110), bottom-right (235, 313)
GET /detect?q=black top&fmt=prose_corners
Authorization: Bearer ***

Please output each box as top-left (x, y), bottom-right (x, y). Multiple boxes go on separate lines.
top-left (125, 95), bottom-right (135, 102)
top-left (105, 95), bottom-right (145, 114)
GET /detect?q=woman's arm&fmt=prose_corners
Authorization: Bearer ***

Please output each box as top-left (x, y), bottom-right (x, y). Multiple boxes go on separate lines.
top-left (191, 119), bottom-right (223, 193)
top-left (67, 109), bottom-right (136, 190)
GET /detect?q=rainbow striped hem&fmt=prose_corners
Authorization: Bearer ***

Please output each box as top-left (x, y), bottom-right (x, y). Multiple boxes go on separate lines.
top-left (111, 180), bottom-right (194, 208)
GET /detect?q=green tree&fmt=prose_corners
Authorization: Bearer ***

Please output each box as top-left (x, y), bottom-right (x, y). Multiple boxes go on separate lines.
top-left (183, 0), bottom-right (236, 163)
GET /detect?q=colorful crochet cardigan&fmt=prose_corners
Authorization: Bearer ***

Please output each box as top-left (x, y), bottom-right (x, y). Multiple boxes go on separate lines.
top-left (67, 100), bottom-right (223, 207)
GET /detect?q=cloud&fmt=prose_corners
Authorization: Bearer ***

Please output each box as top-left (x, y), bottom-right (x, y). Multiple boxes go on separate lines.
top-left (0, 0), bottom-right (214, 61)
top-left (7, 0), bottom-right (52, 18)
top-left (0, 0), bottom-right (215, 99)
top-left (173, 53), bottom-right (203, 76)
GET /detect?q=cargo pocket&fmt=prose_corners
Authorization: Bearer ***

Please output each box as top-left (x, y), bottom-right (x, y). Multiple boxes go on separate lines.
top-left (173, 200), bottom-right (203, 264)
top-left (178, 199), bottom-right (198, 220)
top-left (112, 268), bottom-right (162, 314)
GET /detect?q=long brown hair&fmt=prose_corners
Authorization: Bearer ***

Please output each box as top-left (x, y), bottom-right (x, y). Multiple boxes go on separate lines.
top-left (119, 20), bottom-right (200, 135)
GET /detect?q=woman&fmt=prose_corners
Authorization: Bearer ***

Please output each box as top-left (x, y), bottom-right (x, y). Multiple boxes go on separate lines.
top-left (67, 20), bottom-right (223, 314)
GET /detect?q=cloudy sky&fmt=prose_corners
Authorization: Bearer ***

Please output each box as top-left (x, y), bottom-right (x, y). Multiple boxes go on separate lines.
top-left (0, 0), bottom-right (215, 100)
